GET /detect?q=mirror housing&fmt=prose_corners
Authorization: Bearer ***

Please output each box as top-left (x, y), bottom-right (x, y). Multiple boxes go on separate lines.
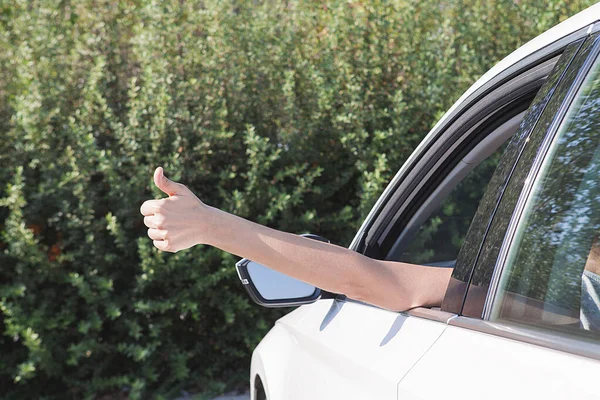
top-left (235, 234), bottom-right (334, 308)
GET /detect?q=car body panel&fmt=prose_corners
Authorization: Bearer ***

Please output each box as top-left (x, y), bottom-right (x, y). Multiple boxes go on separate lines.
top-left (397, 325), bottom-right (600, 400)
top-left (251, 299), bottom-right (447, 400)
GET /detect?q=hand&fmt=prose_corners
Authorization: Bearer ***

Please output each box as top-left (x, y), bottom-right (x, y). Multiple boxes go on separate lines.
top-left (140, 167), bottom-right (209, 252)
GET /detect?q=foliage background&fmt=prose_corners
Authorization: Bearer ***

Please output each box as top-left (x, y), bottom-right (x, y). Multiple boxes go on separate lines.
top-left (0, 0), bottom-right (596, 398)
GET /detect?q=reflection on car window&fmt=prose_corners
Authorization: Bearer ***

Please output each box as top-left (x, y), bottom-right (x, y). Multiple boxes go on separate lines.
top-left (492, 54), bottom-right (600, 338)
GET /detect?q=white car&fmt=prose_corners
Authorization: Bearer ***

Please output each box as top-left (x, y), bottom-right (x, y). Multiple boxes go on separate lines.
top-left (235, 4), bottom-right (600, 399)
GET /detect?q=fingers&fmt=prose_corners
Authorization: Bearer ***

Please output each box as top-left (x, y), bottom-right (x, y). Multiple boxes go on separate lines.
top-left (140, 199), bottom-right (163, 216)
top-left (154, 167), bottom-right (186, 196)
top-left (153, 240), bottom-right (173, 252)
top-left (147, 227), bottom-right (175, 252)
top-left (147, 228), bottom-right (167, 241)
top-left (143, 216), bottom-right (158, 229)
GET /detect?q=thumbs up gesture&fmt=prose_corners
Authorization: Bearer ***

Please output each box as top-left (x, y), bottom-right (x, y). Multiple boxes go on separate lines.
top-left (140, 167), bottom-right (209, 252)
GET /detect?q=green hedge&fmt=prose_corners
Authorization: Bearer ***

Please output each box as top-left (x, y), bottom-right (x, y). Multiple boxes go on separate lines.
top-left (0, 1), bottom-right (595, 398)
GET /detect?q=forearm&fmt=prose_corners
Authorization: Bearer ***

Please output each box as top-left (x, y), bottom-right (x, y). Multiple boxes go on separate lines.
top-left (204, 206), bottom-right (452, 311)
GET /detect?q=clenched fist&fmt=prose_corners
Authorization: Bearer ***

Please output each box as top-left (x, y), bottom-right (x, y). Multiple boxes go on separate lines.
top-left (140, 167), bottom-right (210, 252)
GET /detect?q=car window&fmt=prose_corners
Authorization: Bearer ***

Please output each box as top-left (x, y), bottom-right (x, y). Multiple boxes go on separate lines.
top-left (439, 39), bottom-right (586, 314)
top-left (490, 51), bottom-right (600, 339)
top-left (397, 143), bottom-right (507, 266)
top-left (449, 37), bottom-right (590, 316)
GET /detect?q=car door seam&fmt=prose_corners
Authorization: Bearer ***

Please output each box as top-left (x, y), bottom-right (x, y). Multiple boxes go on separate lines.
top-left (395, 321), bottom-right (451, 397)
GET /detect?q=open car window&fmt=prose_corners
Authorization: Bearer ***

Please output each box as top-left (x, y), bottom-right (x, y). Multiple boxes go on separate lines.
top-left (395, 126), bottom-right (513, 267)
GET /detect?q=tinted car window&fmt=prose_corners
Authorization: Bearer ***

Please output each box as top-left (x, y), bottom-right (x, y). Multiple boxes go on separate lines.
top-left (491, 52), bottom-right (600, 338)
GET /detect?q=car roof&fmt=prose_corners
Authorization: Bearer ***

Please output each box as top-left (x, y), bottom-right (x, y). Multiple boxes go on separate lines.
top-left (350, 3), bottom-right (600, 250)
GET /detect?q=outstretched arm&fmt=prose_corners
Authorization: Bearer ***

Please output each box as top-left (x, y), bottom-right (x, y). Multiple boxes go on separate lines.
top-left (140, 167), bottom-right (452, 311)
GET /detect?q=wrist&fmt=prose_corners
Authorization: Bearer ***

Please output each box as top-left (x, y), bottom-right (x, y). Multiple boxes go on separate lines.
top-left (196, 205), bottom-right (225, 247)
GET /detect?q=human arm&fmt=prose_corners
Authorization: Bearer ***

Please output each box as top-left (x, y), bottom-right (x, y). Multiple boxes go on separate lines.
top-left (140, 167), bottom-right (452, 311)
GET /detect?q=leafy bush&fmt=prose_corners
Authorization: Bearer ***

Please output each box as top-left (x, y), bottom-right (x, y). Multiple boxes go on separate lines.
top-left (0, 0), bottom-right (595, 398)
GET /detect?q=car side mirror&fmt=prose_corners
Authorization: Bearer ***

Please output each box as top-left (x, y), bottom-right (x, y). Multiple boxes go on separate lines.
top-left (235, 234), bottom-right (334, 308)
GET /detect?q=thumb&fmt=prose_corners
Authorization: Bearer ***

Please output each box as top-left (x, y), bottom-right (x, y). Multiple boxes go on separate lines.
top-left (153, 167), bottom-right (184, 196)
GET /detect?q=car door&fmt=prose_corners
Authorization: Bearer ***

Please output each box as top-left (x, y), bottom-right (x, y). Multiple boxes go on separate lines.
top-left (397, 29), bottom-right (600, 400)
top-left (250, 24), bottom-right (591, 400)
